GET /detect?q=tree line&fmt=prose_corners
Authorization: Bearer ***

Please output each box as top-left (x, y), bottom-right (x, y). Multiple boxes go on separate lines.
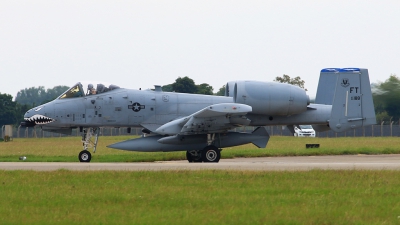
top-left (161, 76), bottom-right (225, 95)
top-left (1, 74), bottom-right (399, 128)
top-left (0, 86), bottom-right (69, 128)
top-left (372, 74), bottom-right (400, 123)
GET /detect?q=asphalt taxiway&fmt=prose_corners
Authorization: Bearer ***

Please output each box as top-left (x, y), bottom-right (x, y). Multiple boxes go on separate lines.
top-left (1, 154), bottom-right (400, 171)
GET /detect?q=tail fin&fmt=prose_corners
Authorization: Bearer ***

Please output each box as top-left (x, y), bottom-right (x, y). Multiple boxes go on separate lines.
top-left (316, 68), bottom-right (376, 132)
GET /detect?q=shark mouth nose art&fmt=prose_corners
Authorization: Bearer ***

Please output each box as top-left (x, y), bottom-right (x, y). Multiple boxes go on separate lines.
top-left (24, 114), bottom-right (55, 125)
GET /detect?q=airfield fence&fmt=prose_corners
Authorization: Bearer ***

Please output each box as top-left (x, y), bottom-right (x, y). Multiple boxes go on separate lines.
top-left (4, 124), bottom-right (400, 139)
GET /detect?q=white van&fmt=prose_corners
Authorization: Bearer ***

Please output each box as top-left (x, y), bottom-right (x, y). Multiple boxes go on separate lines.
top-left (294, 125), bottom-right (316, 137)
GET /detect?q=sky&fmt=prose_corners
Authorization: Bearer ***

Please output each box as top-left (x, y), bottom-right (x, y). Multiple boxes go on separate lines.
top-left (1, 0), bottom-right (400, 99)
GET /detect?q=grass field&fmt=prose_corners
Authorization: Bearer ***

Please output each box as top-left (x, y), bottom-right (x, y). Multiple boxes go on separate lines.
top-left (1, 170), bottom-right (400, 224)
top-left (2, 136), bottom-right (400, 224)
top-left (1, 136), bottom-right (400, 162)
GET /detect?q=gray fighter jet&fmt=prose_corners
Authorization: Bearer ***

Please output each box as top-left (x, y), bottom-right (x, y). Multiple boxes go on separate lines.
top-left (22, 68), bottom-right (376, 163)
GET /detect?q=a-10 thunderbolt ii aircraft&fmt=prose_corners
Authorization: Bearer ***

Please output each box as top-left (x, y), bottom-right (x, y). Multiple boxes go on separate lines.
top-left (22, 68), bottom-right (376, 163)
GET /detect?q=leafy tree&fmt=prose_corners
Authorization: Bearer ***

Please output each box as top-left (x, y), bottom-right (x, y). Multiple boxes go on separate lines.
top-left (274, 74), bottom-right (307, 91)
top-left (15, 86), bottom-right (45, 106)
top-left (375, 111), bottom-right (391, 124)
top-left (172, 77), bottom-right (197, 94)
top-left (15, 85), bottom-right (69, 106)
top-left (44, 85), bottom-right (70, 103)
top-left (215, 85), bottom-right (226, 96)
top-left (196, 83), bottom-right (213, 95)
top-left (162, 84), bottom-right (174, 92)
top-left (15, 103), bottom-right (31, 126)
top-left (163, 77), bottom-right (214, 95)
top-left (372, 74), bottom-right (400, 123)
top-left (0, 93), bottom-right (17, 127)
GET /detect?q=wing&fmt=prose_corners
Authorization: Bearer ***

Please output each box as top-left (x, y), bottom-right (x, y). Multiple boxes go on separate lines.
top-left (155, 103), bottom-right (252, 135)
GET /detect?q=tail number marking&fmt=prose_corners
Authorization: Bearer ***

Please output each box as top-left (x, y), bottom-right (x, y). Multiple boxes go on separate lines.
top-left (350, 87), bottom-right (359, 93)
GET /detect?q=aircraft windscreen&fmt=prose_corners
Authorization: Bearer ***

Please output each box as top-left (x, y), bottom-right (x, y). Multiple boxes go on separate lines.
top-left (59, 83), bottom-right (84, 99)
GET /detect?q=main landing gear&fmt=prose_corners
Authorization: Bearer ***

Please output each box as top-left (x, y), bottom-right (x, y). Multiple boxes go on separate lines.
top-left (186, 146), bottom-right (221, 163)
top-left (186, 145), bottom-right (221, 163)
top-left (186, 134), bottom-right (221, 163)
top-left (79, 127), bottom-right (99, 163)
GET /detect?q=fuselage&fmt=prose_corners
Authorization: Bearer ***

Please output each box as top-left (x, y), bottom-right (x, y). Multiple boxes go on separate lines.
top-left (24, 87), bottom-right (330, 131)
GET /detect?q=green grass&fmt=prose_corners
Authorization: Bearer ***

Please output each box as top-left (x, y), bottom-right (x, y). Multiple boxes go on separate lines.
top-left (2, 137), bottom-right (400, 224)
top-left (1, 136), bottom-right (400, 162)
top-left (1, 170), bottom-right (400, 224)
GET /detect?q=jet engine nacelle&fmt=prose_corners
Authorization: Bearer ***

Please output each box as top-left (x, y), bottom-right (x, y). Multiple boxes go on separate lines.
top-left (226, 81), bottom-right (309, 116)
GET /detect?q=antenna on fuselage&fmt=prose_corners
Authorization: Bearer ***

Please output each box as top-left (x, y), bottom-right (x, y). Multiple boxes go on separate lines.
top-left (154, 85), bottom-right (162, 92)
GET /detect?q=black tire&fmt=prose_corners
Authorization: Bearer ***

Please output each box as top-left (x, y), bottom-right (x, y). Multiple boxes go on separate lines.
top-left (186, 150), bottom-right (202, 163)
top-left (79, 150), bottom-right (92, 163)
top-left (186, 151), bottom-right (193, 162)
top-left (202, 146), bottom-right (221, 163)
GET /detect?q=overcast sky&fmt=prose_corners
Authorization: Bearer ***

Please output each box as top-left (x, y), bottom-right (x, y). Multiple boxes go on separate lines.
top-left (1, 0), bottom-right (399, 99)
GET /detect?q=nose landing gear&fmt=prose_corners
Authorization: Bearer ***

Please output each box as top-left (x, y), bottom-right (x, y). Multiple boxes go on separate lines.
top-left (79, 150), bottom-right (92, 163)
top-left (79, 127), bottom-right (99, 163)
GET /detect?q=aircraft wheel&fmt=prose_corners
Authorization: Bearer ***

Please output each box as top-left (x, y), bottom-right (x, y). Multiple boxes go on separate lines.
top-left (186, 150), bottom-right (202, 163)
top-left (186, 151), bottom-right (193, 162)
top-left (202, 146), bottom-right (220, 163)
top-left (79, 150), bottom-right (92, 163)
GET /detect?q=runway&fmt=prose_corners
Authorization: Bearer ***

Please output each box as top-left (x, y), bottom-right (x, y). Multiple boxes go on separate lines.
top-left (1, 154), bottom-right (400, 171)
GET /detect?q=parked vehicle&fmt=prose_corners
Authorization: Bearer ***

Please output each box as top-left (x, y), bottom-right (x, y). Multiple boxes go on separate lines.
top-left (294, 125), bottom-right (316, 137)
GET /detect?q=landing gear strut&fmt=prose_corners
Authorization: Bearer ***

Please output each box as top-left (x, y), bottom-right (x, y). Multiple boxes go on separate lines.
top-left (79, 127), bottom-right (99, 163)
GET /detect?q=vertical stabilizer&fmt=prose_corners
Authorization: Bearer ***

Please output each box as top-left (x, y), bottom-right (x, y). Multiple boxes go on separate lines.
top-left (315, 68), bottom-right (340, 105)
top-left (359, 69), bottom-right (377, 127)
top-left (317, 68), bottom-right (376, 132)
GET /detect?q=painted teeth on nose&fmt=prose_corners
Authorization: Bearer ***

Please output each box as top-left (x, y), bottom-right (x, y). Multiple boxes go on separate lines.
top-left (25, 114), bottom-right (55, 125)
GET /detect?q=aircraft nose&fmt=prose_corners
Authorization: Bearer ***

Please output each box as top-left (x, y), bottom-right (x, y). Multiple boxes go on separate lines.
top-left (24, 106), bottom-right (42, 118)
top-left (21, 109), bottom-right (36, 127)
top-left (24, 108), bottom-right (34, 119)
top-left (22, 105), bottom-right (55, 126)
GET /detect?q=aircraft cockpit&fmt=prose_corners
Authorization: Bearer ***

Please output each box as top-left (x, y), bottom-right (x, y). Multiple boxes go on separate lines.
top-left (58, 82), bottom-right (121, 99)
top-left (86, 83), bottom-right (121, 96)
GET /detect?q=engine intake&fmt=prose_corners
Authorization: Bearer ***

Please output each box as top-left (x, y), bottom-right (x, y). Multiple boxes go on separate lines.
top-left (226, 81), bottom-right (309, 116)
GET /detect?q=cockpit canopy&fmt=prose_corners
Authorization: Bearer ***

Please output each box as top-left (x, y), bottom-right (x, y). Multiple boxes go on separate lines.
top-left (58, 82), bottom-right (121, 99)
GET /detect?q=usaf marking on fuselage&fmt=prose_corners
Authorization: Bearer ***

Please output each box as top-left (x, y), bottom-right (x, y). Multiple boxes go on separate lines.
top-left (128, 102), bottom-right (145, 112)
top-left (21, 68), bottom-right (376, 163)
